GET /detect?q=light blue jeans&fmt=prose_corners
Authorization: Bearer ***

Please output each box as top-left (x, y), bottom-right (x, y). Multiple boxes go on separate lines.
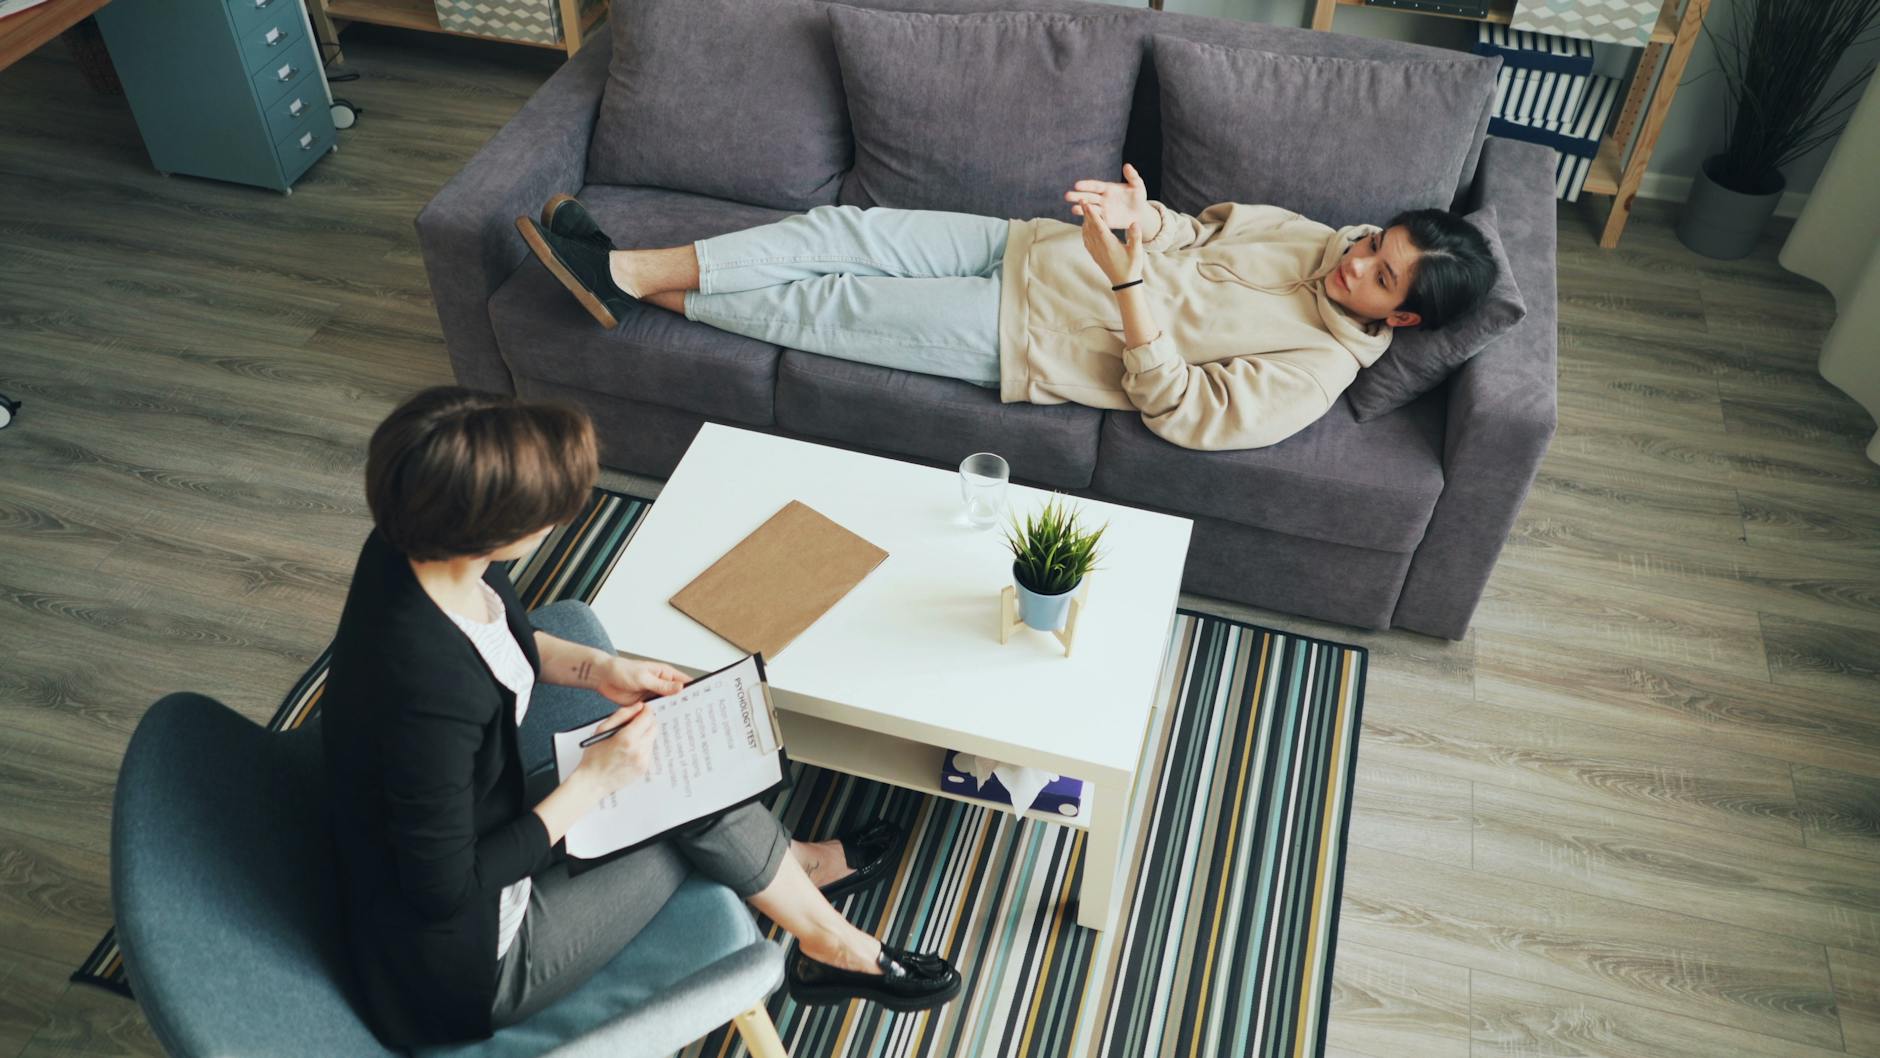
top-left (682, 205), bottom-right (1008, 388)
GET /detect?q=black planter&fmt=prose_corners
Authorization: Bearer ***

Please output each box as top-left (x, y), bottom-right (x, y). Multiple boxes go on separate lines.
top-left (1677, 156), bottom-right (1786, 260)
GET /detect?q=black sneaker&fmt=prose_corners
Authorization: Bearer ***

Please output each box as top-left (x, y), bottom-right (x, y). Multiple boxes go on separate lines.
top-left (515, 215), bottom-right (634, 329)
top-left (541, 193), bottom-right (615, 251)
top-left (786, 943), bottom-right (962, 1012)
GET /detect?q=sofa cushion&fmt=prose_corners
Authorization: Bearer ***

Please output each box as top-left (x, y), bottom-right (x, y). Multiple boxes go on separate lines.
top-left (1151, 34), bottom-right (1500, 230)
top-left (1091, 393), bottom-right (1446, 553)
top-left (588, 0), bottom-right (849, 211)
top-left (774, 351), bottom-right (1104, 489)
top-left (829, 7), bottom-right (1142, 221)
top-left (1347, 205), bottom-right (1527, 421)
top-left (488, 186), bottom-right (796, 425)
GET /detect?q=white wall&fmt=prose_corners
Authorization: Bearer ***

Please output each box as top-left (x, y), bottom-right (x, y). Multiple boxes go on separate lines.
top-left (1123, 0), bottom-right (1879, 197)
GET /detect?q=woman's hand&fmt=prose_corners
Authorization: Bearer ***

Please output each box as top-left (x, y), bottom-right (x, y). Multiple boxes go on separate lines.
top-left (1064, 163), bottom-right (1149, 229)
top-left (595, 657), bottom-right (687, 706)
top-left (574, 702), bottom-right (660, 797)
top-left (1081, 204), bottom-right (1143, 287)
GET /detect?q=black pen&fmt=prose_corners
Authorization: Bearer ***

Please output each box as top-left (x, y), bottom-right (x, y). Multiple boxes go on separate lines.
top-left (577, 705), bottom-right (646, 748)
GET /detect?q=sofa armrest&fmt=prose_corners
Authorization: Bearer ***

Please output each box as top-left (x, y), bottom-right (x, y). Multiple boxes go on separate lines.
top-left (415, 33), bottom-right (613, 394)
top-left (1392, 136), bottom-right (1559, 639)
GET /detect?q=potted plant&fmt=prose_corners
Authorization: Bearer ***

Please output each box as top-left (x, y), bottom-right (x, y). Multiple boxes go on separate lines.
top-left (1004, 497), bottom-right (1106, 632)
top-left (1678, 0), bottom-right (1880, 259)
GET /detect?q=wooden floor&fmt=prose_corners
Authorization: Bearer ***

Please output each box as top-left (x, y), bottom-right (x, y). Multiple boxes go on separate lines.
top-left (2, 28), bottom-right (1877, 1058)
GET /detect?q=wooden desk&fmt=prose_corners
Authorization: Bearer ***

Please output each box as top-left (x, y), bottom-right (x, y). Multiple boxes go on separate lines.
top-left (0, 0), bottom-right (111, 73)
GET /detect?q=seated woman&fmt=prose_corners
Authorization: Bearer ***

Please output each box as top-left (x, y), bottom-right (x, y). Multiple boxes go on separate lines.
top-left (516, 164), bottom-right (1496, 452)
top-left (322, 387), bottom-right (959, 1048)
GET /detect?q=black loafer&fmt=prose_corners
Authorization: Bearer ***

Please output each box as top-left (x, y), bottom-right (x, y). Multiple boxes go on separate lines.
top-left (541, 193), bottom-right (615, 250)
top-left (514, 215), bottom-right (634, 329)
top-left (818, 819), bottom-right (906, 902)
top-left (786, 943), bottom-right (962, 1012)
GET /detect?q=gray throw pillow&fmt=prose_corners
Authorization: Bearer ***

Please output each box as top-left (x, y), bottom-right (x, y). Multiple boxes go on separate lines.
top-left (1346, 205), bottom-right (1526, 421)
top-left (588, 0), bottom-right (850, 211)
top-left (829, 7), bottom-right (1143, 221)
top-left (1152, 34), bottom-right (1499, 230)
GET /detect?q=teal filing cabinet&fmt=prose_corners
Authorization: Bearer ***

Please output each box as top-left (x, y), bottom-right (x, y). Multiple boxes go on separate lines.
top-left (96, 0), bottom-right (336, 193)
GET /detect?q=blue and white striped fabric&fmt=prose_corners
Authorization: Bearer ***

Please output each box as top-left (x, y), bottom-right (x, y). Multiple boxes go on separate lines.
top-left (1554, 152), bottom-right (1596, 203)
top-left (1492, 66), bottom-right (1589, 128)
top-left (1490, 72), bottom-right (1621, 159)
top-left (1474, 23), bottom-right (1597, 76)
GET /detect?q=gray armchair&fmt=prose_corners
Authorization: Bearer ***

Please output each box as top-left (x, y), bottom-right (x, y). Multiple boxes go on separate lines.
top-left (111, 692), bottom-right (789, 1058)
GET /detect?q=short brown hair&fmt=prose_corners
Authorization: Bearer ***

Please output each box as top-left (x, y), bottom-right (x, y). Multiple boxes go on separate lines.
top-left (365, 387), bottom-right (598, 561)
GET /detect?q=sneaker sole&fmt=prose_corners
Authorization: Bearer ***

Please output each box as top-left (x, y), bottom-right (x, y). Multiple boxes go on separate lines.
top-left (515, 216), bottom-right (619, 330)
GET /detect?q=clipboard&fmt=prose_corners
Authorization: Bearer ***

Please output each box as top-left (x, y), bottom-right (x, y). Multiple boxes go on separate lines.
top-left (556, 654), bottom-right (792, 874)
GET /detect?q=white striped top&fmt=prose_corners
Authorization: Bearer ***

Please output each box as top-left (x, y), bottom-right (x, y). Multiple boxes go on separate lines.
top-left (444, 580), bottom-right (535, 961)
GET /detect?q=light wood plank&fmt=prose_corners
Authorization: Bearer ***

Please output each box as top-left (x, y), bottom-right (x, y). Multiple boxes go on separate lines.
top-left (1325, 941), bottom-right (1471, 1058)
top-left (1347, 762), bottom-right (1473, 869)
top-left (1338, 845), bottom-right (1843, 1050)
top-left (1831, 948), bottom-right (1880, 1058)
top-left (1361, 696), bottom-right (1804, 846)
top-left (1470, 970), bottom-right (1852, 1058)
top-left (1794, 766), bottom-right (1880, 864)
top-left (1472, 783), bottom-right (1880, 956)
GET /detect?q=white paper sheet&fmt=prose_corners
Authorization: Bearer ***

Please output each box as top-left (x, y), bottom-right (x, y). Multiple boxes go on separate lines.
top-left (553, 654), bottom-right (782, 860)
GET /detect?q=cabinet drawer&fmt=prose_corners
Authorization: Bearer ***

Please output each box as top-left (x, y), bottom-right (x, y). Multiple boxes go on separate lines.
top-left (264, 68), bottom-right (323, 144)
top-left (235, 11), bottom-right (301, 75)
top-left (225, 0), bottom-right (296, 39)
top-left (250, 36), bottom-right (316, 107)
top-left (275, 108), bottom-right (335, 179)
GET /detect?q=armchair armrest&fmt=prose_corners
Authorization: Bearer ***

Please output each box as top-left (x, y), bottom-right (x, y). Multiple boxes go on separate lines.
top-left (415, 33), bottom-right (613, 393)
top-left (1392, 136), bottom-right (1559, 639)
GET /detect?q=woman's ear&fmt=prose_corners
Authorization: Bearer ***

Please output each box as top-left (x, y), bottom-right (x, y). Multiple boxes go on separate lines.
top-left (1385, 309), bottom-right (1422, 329)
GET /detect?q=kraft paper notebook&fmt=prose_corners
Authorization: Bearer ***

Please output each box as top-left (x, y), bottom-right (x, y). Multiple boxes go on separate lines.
top-left (670, 500), bottom-right (888, 659)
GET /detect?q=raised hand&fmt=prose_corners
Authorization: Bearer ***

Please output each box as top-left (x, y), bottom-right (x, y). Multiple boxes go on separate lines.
top-left (1080, 203), bottom-right (1142, 287)
top-left (1064, 163), bottom-right (1148, 230)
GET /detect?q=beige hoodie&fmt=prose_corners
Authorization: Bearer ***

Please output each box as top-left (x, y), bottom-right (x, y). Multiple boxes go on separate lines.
top-left (997, 201), bottom-right (1393, 451)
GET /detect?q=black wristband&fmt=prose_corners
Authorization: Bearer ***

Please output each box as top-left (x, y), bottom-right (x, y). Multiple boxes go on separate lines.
top-left (1111, 278), bottom-right (1144, 292)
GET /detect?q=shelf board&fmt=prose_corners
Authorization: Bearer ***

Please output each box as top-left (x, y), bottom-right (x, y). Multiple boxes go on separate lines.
top-left (1650, 2), bottom-right (1677, 44)
top-left (322, 0), bottom-right (565, 48)
top-left (1335, 0), bottom-right (1516, 25)
top-left (1583, 136), bottom-right (1623, 197)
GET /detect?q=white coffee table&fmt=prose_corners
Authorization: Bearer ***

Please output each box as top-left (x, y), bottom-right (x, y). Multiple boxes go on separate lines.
top-left (591, 425), bottom-right (1192, 931)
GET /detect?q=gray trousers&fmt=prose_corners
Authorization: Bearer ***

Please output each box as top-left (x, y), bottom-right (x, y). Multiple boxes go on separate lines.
top-left (491, 601), bottom-right (792, 1028)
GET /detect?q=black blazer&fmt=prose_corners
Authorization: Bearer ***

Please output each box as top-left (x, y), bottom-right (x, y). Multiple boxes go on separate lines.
top-left (322, 530), bottom-right (555, 1046)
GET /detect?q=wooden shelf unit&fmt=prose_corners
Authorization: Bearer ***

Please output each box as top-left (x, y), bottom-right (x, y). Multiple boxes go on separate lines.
top-left (1311, 0), bottom-right (1712, 248)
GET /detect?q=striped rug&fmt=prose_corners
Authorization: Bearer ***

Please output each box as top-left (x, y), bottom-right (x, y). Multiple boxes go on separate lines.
top-left (74, 487), bottom-right (1368, 1058)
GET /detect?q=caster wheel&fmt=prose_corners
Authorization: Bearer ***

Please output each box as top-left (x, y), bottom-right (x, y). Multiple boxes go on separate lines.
top-left (0, 394), bottom-right (19, 430)
top-left (331, 101), bottom-right (358, 129)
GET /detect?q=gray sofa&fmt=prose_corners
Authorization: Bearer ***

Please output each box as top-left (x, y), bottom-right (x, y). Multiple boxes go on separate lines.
top-left (416, 0), bottom-right (1558, 640)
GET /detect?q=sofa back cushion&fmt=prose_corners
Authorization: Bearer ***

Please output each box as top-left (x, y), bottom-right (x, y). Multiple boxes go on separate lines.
top-left (588, 0), bottom-right (850, 211)
top-left (829, 6), bottom-right (1142, 220)
top-left (1152, 34), bottom-right (1500, 230)
top-left (1346, 204), bottom-right (1527, 420)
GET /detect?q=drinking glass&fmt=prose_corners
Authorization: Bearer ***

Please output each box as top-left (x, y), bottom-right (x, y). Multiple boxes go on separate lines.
top-left (959, 452), bottom-right (1009, 529)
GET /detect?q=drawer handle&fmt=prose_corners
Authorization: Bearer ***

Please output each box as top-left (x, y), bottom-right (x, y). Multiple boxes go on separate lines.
top-left (299, 131), bottom-right (315, 150)
top-left (254, 0), bottom-right (276, 8)
top-left (264, 27), bottom-right (284, 45)
top-left (276, 62), bottom-right (296, 82)
top-left (288, 97), bottom-right (305, 117)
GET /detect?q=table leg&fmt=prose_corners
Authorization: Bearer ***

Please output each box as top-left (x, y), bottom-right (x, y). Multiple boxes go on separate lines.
top-left (1076, 764), bottom-right (1133, 931)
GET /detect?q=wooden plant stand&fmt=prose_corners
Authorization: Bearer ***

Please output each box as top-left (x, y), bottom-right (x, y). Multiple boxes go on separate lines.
top-left (1000, 585), bottom-right (1084, 657)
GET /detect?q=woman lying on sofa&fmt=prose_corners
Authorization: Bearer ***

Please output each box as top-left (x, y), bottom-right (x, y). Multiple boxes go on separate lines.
top-left (516, 164), bottom-right (1496, 452)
